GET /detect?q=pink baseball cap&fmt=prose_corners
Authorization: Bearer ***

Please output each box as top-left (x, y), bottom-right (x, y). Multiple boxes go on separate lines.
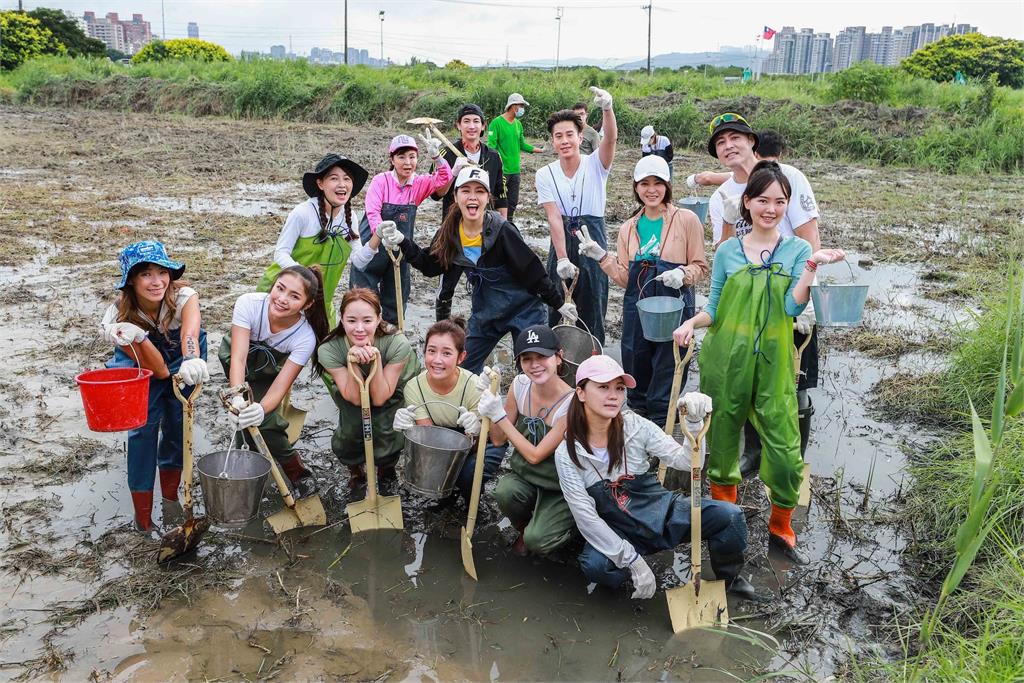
top-left (389, 134), bottom-right (418, 155)
top-left (575, 355), bottom-right (637, 389)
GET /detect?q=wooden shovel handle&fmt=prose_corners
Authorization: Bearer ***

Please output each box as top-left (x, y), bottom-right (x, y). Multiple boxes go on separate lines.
top-left (464, 373), bottom-right (499, 538)
top-left (246, 425), bottom-right (297, 509)
top-left (679, 405), bottom-right (711, 590)
top-left (658, 340), bottom-right (694, 483)
top-left (349, 356), bottom-right (381, 502)
top-left (427, 123), bottom-right (464, 160)
top-left (171, 377), bottom-right (202, 511)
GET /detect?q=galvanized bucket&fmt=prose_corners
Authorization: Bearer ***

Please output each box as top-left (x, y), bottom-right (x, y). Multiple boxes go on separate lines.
top-left (636, 278), bottom-right (684, 342)
top-left (196, 449), bottom-right (271, 529)
top-left (679, 197), bottom-right (710, 225)
top-left (554, 320), bottom-right (602, 382)
top-left (810, 261), bottom-right (868, 327)
top-left (402, 425), bottom-right (474, 499)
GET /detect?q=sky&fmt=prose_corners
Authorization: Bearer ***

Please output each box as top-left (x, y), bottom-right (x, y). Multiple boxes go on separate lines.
top-left (5, 0), bottom-right (1023, 65)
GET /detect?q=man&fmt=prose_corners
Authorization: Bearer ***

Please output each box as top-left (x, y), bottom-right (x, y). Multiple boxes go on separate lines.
top-left (433, 103), bottom-right (508, 320)
top-left (573, 102), bottom-right (602, 156)
top-left (686, 129), bottom-right (785, 189)
top-left (640, 125), bottom-right (674, 170)
top-left (487, 93), bottom-right (544, 223)
top-left (535, 86), bottom-right (617, 345)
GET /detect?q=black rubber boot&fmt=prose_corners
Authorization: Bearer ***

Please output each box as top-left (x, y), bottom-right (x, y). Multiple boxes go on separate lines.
top-left (710, 553), bottom-right (772, 603)
top-left (435, 296), bottom-right (453, 322)
top-left (293, 475), bottom-right (319, 500)
top-left (739, 422), bottom-right (762, 478)
top-left (798, 390), bottom-right (814, 459)
top-left (769, 533), bottom-right (810, 565)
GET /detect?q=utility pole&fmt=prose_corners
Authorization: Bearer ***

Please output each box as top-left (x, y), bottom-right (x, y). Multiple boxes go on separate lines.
top-left (161, 0), bottom-right (166, 39)
top-left (379, 10), bottom-right (385, 66)
top-left (344, 0), bottom-right (348, 64)
top-left (554, 7), bottom-right (563, 72)
top-left (505, 44), bottom-right (509, 68)
top-left (644, 3), bottom-right (652, 75)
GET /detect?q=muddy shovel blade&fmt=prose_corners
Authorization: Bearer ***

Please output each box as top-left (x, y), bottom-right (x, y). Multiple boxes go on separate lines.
top-left (267, 495), bottom-right (327, 534)
top-left (406, 117), bottom-right (444, 125)
top-left (666, 580), bottom-right (729, 632)
top-left (157, 515), bottom-right (211, 564)
top-left (346, 495), bottom-right (404, 534)
top-left (460, 526), bottom-right (477, 580)
top-left (280, 398), bottom-right (307, 445)
top-left (764, 462), bottom-right (812, 508)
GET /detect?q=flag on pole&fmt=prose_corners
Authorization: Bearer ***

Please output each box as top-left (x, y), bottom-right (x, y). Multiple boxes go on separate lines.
top-left (762, 26), bottom-right (776, 40)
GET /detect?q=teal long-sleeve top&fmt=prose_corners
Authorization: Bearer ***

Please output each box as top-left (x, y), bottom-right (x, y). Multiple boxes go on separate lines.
top-left (705, 235), bottom-right (812, 322)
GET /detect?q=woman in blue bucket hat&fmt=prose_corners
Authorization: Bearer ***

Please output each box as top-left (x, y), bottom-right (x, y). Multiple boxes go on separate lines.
top-left (100, 240), bottom-right (208, 534)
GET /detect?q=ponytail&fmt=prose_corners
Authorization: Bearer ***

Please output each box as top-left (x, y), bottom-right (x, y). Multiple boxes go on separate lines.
top-left (430, 202), bottom-right (462, 270)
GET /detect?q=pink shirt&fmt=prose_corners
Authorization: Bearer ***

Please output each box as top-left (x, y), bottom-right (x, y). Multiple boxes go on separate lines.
top-left (364, 159), bottom-right (452, 232)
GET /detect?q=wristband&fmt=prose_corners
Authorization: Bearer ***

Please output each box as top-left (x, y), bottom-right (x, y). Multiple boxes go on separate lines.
top-left (805, 259), bottom-right (818, 272)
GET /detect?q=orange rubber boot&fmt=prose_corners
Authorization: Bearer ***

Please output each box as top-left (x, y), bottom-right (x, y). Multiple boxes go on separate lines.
top-left (768, 504), bottom-right (797, 548)
top-left (709, 483), bottom-right (737, 504)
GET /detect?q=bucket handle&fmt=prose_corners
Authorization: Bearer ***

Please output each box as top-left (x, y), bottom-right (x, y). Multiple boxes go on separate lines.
top-left (817, 257), bottom-right (856, 285)
top-left (553, 317), bottom-right (601, 357)
top-left (637, 272), bottom-right (685, 301)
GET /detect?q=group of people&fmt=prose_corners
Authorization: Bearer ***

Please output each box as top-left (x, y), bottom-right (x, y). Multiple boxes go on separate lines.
top-left (98, 83), bottom-right (846, 602)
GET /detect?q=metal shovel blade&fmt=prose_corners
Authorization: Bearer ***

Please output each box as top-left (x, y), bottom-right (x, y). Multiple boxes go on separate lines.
top-left (406, 117), bottom-right (444, 125)
top-left (267, 495), bottom-right (327, 534)
top-left (460, 526), bottom-right (477, 580)
top-left (279, 394), bottom-right (307, 445)
top-left (346, 494), bottom-right (404, 534)
top-left (666, 579), bottom-right (729, 632)
top-left (157, 515), bottom-right (211, 564)
top-left (764, 462), bottom-right (812, 507)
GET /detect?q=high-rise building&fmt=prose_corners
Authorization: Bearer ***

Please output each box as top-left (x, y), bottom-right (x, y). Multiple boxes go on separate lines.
top-left (270, 45), bottom-right (286, 59)
top-left (81, 11), bottom-right (151, 54)
top-left (809, 33), bottom-right (833, 73)
top-left (118, 14), bottom-right (152, 54)
top-left (793, 28), bottom-right (815, 74)
top-left (187, 22), bottom-right (199, 39)
top-left (832, 26), bottom-right (867, 71)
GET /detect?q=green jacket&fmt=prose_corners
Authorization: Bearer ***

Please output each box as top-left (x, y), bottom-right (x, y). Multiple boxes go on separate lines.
top-left (487, 115), bottom-right (535, 175)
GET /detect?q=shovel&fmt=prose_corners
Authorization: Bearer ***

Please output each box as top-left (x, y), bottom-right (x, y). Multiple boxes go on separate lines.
top-left (220, 384), bottom-right (327, 533)
top-left (658, 339), bottom-right (696, 486)
top-left (346, 356), bottom-right (404, 533)
top-left (406, 117), bottom-right (464, 159)
top-left (387, 246), bottom-right (405, 332)
top-left (158, 376), bottom-right (211, 563)
top-left (279, 390), bottom-right (307, 445)
top-left (666, 408), bottom-right (729, 632)
top-left (763, 325), bottom-right (814, 507)
top-left (461, 371), bottom-right (499, 580)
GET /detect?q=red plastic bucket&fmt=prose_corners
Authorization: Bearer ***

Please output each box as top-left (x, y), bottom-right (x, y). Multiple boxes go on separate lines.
top-left (75, 367), bottom-right (154, 432)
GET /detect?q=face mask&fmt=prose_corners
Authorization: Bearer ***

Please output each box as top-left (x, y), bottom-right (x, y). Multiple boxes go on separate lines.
top-left (515, 107), bottom-right (525, 119)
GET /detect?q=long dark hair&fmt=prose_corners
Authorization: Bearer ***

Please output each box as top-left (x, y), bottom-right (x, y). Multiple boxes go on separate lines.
top-left (318, 287), bottom-right (395, 350)
top-left (739, 160), bottom-right (792, 225)
top-left (431, 187), bottom-right (492, 270)
top-left (316, 194), bottom-right (355, 243)
top-left (563, 379), bottom-right (625, 476)
top-left (273, 264), bottom-right (329, 378)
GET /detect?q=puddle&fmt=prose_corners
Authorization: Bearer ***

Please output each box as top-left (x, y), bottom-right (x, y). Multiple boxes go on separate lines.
top-left (121, 195), bottom-right (292, 218)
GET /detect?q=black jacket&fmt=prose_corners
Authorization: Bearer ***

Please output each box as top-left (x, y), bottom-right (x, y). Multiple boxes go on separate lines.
top-left (399, 210), bottom-right (563, 310)
top-left (431, 141), bottom-right (508, 221)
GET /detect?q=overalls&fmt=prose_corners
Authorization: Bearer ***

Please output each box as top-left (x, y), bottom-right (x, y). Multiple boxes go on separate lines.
top-left (351, 197), bottom-right (416, 327)
top-left (492, 391), bottom-right (575, 555)
top-left (543, 167), bottom-right (609, 345)
top-left (699, 239), bottom-right (805, 509)
top-left (108, 325), bottom-right (208, 495)
top-left (258, 227), bottom-right (352, 327)
top-left (577, 466), bottom-right (746, 589)
top-left (621, 255), bottom-right (695, 428)
top-left (217, 311), bottom-right (311, 482)
top-left (461, 263), bottom-right (548, 375)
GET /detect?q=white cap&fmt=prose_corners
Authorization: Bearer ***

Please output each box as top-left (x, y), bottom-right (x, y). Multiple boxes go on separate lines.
top-left (640, 125), bottom-right (656, 144)
top-left (454, 166), bottom-right (491, 190)
top-left (505, 93), bottom-right (529, 110)
top-left (633, 155), bottom-right (671, 183)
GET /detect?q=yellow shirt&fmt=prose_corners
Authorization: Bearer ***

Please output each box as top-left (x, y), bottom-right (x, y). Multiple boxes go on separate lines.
top-left (459, 222), bottom-right (483, 264)
top-left (405, 367), bottom-right (482, 428)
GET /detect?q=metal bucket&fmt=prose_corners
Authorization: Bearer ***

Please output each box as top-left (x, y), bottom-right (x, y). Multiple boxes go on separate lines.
top-left (679, 197), bottom-right (709, 225)
top-left (810, 261), bottom-right (868, 327)
top-left (637, 296), bottom-right (684, 342)
top-left (553, 322), bottom-right (602, 382)
top-left (196, 449), bottom-right (271, 529)
top-left (402, 425), bottom-right (474, 499)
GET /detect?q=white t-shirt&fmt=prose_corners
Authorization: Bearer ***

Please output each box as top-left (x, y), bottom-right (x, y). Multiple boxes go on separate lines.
top-left (535, 152), bottom-right (610, 217)
top-left (102, 285), bottom-right (196, 332)
top-left (231, 292), bottom-right (317, 366)
top-left (641, 135), bottom-right (671, 154)
top-left (465, 149), bottom-right (482, 164)
top-left (274, 197), bottom-right (358, 269)
top-left (708, 163), bottom-right (819, 244)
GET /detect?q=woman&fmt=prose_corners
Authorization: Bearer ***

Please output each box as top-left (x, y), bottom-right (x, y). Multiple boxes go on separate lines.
top-left (100, 240), bottom-right (209, 533)
top-left (578, 155), bottom-right (707, 427)
top-left (259, 154), bottom-right (369, 327)
top-left (376, 166), bottom-right (576, 374)
top-left (477, 325), bottom-right (576, 556)
top-left (220, 265), bottom-right (330, 499)
top-left (316, 289), bottom-right (420, 491)
top-left (392, 318), bottom-right (489, 502)
top-left (673, 161), bottom-right (845, 564)
top-left (351, 132), bottom-right (452, 325)
top-left (554, 355), bottom-right (761, 601)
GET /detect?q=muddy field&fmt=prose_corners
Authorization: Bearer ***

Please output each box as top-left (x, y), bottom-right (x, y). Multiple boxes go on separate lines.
top-left (1, 105), bottom-right (1021, 682)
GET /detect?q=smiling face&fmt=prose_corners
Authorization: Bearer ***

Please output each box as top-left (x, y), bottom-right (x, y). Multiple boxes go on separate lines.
top-left (551, 120), bottom-right (581, 160)
top-left (424, 332), bottom-right (464, 382)
top-left (268, 272), bottom-right (310, 321)
top-left (457, 114), bottom-right (483, 145)
top-left (635, 177), bottom-right (667, 209)
top-left (713, 130), bottom-right (756, 169)
top-left (316, 167), bottom-right (354, 207)
top-left (391, 148), bottom-right (419, 180)
top-left (518, 350), bottom-right (562, 385)
top-left (341, 299), bottom-right (380, 347)
top-left (456, 182), bottom-right (489, 223)
top-left (743, 180), bottom-right (789, 230)
top-left (128, 264), bottom-right (171, 308)
top-left (576, 377), bottom-right (627, 420)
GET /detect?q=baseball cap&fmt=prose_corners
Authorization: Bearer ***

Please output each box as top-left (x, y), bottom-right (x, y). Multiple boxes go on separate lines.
top-left (454, 166), bottom-right (491, 191)
top-left (504, 93), bottom-right (529, 111)
top-left (389, 134), bottom-right (418, 155)
top-left (575, 355), bottom-right (637, 389)
top-left (633, 155), bottom-right (671, 183)
top-left (640, 125), bottom-right (655, 144)
top-left (456, 103), bottom-right (485, 121)
top-left (514, 325), bottom-right (560, 359)
top-left (706, 112), bottom-right (759, 158)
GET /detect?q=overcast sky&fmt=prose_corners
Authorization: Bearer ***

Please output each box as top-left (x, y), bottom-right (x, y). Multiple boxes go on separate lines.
top-left (6, 0), bottom-right (1022, 65)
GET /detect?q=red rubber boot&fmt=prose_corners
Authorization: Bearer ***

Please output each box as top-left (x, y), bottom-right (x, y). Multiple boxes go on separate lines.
top-left (159, 468), bottom-right (181, 502)
top-left (131, 491), bottom-right (155, 531)
top-left (709, 483), bottom-right (737, 504)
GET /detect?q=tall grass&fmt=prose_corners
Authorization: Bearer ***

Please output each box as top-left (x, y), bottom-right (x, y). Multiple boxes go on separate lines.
top-left (2, 56), bottom-right (1022, 173)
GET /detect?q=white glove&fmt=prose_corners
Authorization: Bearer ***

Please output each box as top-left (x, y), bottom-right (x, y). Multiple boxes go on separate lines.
top-left (102, 322), bottom-right (147, 347)
top-left (558, 303), bottom-right (579, 323)
top-left (474, 366), bottom-right (498, 393)
top-left (229, 394), bottom-right (247, 414)
top-left (556, 258), bottom-right (578, 280)
top-left (722, 193), bottom-right (743, 225)
top-left (392, 406), bottom-right (416, 431)
top-left (678, 392), bottom-right (712, 422)
top-left (379, 220), bottom-right (403, 248)
top-left (686, 174), bottom-right (698, 190)
top-left (229, 399), bottom-right (265, 431)
top-left (178, 357), bottom-right (209, 385)
top-left (795, 307), bottom-right (816, 335)
top-left (589, 85), bottom-right (613, 111)
top-left (451, 156), bottom-right (473, 175)
top-left (457, 407), bottom-right (482, 435)
top-left (418, 131), bottom-right (442, 160)
top-left (629, 556), bottom-right (656, 599)
top-left (477, 389), bottom-right (507, 423)
top-left (655, 267), bottom-right (686, 290)
top-left (577, 234), bottom-right (607, 262)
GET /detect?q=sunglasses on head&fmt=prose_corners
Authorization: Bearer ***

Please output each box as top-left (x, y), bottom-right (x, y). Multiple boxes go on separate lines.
top-left (708, 112), bottom-right (749, 134)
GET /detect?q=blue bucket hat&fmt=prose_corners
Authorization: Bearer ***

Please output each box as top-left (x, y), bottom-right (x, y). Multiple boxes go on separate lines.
top-left (116, 240), bottom-right (186, 290)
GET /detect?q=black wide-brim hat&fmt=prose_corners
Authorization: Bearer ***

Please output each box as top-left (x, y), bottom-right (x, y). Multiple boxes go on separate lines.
top-left (707, 122), bottom-right (760, 158)
top-left (302, 154), bottom-right (369, 198)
